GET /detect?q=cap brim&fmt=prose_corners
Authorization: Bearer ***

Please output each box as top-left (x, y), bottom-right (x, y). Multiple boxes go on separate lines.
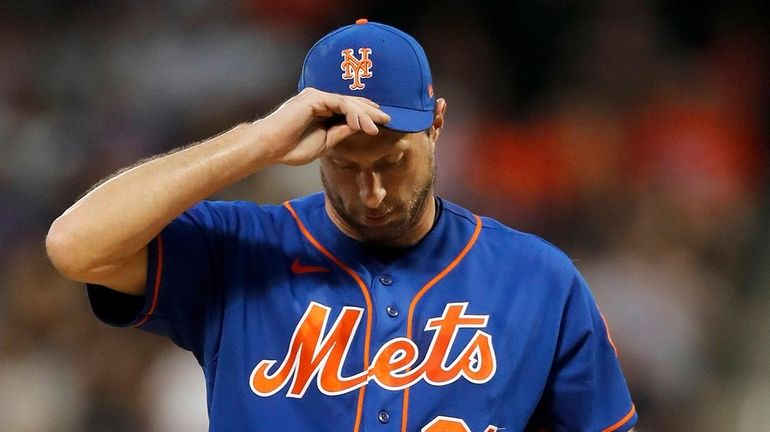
top-left (380, 105), bottom-right (434, 133)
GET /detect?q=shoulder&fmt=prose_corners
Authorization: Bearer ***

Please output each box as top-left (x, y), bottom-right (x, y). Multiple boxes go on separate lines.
top-left (440, 198), bottom-right (580, 302)
top-left (183, 200), bottom-right (280, 228)
top-left (179, 194), bottom-right (321, 237)
top-left (441, 198), bottom-right (575, 271)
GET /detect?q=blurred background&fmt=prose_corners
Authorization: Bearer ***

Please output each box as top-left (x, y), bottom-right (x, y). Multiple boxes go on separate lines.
top-left (0, 0), bottom-right (768, 430)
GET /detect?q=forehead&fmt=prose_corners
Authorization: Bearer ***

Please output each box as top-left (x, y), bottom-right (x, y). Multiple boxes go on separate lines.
top-left (327, 129), bottom-right (421, 160)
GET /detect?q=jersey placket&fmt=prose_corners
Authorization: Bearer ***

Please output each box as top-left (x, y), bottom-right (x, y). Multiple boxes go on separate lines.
top-left (360, 269), bottom-right (408, 431)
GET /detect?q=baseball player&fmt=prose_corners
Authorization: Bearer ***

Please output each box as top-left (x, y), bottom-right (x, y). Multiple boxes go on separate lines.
top-left (47, 20), bottom-right (637, 431)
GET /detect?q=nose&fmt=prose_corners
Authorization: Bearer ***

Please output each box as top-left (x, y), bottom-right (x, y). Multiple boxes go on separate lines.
top-left (357, 169), bottom-right (386, 209)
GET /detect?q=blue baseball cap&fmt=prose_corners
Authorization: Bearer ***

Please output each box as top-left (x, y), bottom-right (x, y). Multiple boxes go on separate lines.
top-left (298, 19), bottom-right (435, 133)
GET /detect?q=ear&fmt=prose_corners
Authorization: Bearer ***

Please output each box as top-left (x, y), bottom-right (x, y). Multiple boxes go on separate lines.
top-left (429, 98), bottom-right (446, 140)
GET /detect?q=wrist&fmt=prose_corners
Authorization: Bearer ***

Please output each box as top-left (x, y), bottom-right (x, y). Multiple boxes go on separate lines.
top-left (231, 120), bottom-right (280, 170)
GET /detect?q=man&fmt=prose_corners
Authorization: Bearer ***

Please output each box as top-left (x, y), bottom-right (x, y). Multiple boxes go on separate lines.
top-left (47, 19), bottom-right (637, 431)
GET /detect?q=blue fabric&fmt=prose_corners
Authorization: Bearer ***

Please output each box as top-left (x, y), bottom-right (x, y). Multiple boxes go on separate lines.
top-left (88, 192), bottom-right (636, 431)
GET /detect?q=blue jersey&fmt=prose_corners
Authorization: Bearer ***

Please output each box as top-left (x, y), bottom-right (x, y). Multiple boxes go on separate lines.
top-left (88, 192), bottom-right (636, 432)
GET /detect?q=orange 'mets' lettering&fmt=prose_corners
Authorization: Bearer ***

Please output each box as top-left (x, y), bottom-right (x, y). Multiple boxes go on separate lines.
top-left (249, 302), bottom-right (496, 398)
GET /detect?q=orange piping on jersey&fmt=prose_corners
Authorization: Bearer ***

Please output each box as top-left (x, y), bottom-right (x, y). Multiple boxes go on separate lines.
top-left (133, 234), bottom-right (164, 328)
top-left (400, 214), bottom-right (483, 432)
top-left (284, 201), bottom-right (373, 432)
top-left (602, 403), bottom-right (636, 432)
top-left (598, 310), bottom-right (618, 355)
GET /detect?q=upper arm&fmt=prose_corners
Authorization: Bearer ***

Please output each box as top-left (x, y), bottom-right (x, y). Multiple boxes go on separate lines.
top-left (535, 269), bottom-right (637, 431)
top-left (85, 201), bottom-right (251, 359)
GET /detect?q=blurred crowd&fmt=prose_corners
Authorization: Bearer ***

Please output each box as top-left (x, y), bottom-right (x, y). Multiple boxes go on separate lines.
top-left (1, 1), bottom-right (768, 431)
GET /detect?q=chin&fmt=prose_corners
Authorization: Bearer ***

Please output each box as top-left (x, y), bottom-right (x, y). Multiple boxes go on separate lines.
top-left (355, 221), bottom-right (409, 245)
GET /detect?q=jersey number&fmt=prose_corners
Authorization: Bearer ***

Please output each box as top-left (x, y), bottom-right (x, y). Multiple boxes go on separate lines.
top-left (422, 416), bottom-right (498, 432)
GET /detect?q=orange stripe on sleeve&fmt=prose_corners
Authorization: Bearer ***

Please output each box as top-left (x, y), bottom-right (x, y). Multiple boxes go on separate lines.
top-left (284, 201), bottom-right (373, 432)
top-left (602, 404), bottom-right (636, 432)
top-left (133, 234), bottom-right (164, 328)
top-left (598, 310), bottom-right (618, 355)
top-left (400, 214), bottom-right (483, 432)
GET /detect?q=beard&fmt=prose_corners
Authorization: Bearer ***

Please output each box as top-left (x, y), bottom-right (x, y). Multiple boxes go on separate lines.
top-left (321, 162), bottom-right (435, 246)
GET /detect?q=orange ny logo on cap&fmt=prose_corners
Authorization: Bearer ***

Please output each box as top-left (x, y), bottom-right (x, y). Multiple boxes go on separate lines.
top-left (340, 48), bottom-right (372, 90)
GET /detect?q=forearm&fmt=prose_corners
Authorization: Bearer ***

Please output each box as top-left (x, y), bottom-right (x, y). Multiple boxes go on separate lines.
top-left (47, 88), bottom-right (388, 293)
top-left (47, 122), bottom-right (269, 280)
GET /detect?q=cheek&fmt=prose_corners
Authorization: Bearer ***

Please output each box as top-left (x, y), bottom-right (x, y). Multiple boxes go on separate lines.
top-left (379, 175), bottom-right (416, 204)
top-left (324, 169), bottom-right (359, 199)
top-left (393, 161), bottom-right (428, 190)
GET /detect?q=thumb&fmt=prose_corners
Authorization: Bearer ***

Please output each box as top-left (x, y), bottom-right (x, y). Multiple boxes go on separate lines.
top-left (325, 124), bottom-right (358, 149)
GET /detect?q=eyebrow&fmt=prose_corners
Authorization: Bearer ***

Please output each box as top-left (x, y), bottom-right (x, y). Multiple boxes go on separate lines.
top-left (330, 150), bottom-right (405, 165)
top-left (378, 139), bottom-right (410, 158)
top-left (378, 150), bottom-right (405, 161)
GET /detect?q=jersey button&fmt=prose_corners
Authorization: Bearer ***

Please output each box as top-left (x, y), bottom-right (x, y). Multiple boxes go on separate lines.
top-left (377, 410), bottom-right (390, 424)
top-left (379, 274), bottom-right (393, 286)
top-left (386, 305), bottom-right (399, 317)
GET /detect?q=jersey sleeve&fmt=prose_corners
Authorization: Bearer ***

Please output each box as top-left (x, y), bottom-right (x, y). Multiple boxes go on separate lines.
top-left (87, 201), bottom-right (242, 364)
top-left (529, 268), bottom-right (637, 432)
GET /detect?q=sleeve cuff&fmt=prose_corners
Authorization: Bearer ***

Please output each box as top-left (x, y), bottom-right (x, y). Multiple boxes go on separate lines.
top-left (86, 235), bottom-right (164, 327)
top-left (603, 404), bottom-right (637, 432)
top-left (86, 283), bottom-right (146, 326)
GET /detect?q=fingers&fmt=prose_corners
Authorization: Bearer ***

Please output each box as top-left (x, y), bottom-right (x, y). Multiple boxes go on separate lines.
top-left (345, 109), bottom-right (361, 132)
top-left (342, 107), bottom-right (387, 136)
top-left (358, 113), bottom-right (380, 135)
top-left (367, 107), bottom-right (391, 128)
top-left (325, 106), bottom-right (385, 146)
top-left (342, 99), bottom-right (390, 136)
top-left (334, 95), bottom-right (389, 134)
top-left (305, 88), bottom-right (390, 135)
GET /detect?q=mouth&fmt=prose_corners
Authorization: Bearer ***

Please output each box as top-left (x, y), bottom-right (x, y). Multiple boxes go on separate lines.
top-left (362, 211), bottom-right (391, 226)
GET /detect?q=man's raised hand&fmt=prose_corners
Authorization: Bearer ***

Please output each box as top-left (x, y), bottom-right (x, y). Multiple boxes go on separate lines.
top-left (254, 88), bottom-right (391, 166)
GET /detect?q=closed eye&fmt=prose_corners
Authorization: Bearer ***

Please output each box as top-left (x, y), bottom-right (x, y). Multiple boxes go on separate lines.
top-left (331, 159), bottom-right (358, 171)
